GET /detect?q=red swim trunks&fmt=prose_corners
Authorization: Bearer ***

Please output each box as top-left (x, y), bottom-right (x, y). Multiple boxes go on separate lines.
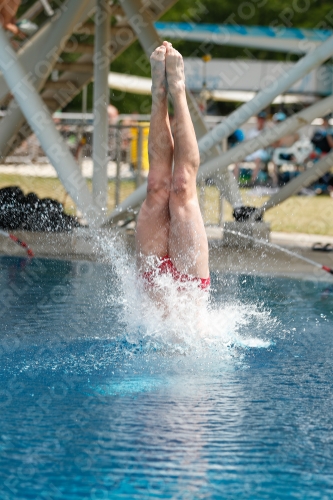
top-left (142, 255), bottom-right (210, 290)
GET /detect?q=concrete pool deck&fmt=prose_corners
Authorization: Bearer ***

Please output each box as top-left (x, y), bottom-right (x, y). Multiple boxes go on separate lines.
top-left (1, 226), bottom-right (333, 282)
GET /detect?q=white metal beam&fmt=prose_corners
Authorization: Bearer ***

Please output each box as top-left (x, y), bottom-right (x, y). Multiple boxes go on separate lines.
top-left (254, 151), bottom-right (333, 216)
top-left (197, 33), bottom-right (333, 158)
top-left (197, 93), bottom-right (333, 182)
top-left (155, 23), bottom-right (326, 55)
top-left (92, 0), bottom-right (110, 212)
top-left (17, 1), bottom-right (44, 22)
top-left (0, 26), bottom-right (100, 225)
top-left (40, 0), bottom-right (54, 16)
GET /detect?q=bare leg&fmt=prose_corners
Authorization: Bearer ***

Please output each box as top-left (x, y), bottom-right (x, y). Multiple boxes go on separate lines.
top-left (165, 43), bottom-right (209, 279)
top-left (135, 43), bottom-right (174, 272)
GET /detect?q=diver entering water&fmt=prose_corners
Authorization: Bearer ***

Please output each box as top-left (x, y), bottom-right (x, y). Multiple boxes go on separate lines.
top-left (135, 41), bottom-right (210, 290)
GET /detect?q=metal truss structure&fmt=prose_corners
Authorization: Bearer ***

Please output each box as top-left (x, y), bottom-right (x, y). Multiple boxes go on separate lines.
top-left (0, 0), bottom-right (332, 228)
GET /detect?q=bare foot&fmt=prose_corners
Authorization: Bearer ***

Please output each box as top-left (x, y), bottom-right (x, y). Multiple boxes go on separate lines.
top-left (165, 42), bottom-right (185, 96)
top-left (150, 44), bottom-right (167, 98)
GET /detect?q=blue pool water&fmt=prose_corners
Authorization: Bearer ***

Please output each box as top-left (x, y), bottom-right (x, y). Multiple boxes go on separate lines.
top-left (0, 252), bottom-right (333, 499)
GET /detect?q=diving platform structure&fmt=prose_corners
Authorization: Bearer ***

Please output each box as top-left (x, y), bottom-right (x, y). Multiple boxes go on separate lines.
top-left (155, 22), bottom-right (333, 54)
top-left (0, 1), bottom-right (333, 229)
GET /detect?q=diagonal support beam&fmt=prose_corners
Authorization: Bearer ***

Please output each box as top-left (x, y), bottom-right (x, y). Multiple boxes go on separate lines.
top-left (0, 25), bottom-right (100, 225)
top-left (197, 93), bottom-right (333, 182)
top-left (1, 0), bottom-right (179, 160)
top-left (0, 0), bottom-right (93, 102)
top-left (105, 93), bottom-right (333, 225)
top-left (0, 0), bottom-right (96, 158)
top-left (196, 33), bottom-right (333, 157)
top-left (253, 151), bottom-right (333, 217)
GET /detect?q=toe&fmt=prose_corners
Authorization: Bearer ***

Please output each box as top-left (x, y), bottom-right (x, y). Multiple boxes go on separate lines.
top-left (156, 48), bottom-right (166, 60)
top-left (164, 42), bottom-right (173, 53)
top-left (151, 45), bottom-right (166, 60)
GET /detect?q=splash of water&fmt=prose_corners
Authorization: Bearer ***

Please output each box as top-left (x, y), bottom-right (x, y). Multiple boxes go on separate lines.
top-left (97, 230), bottom-right (276, 359)
top-left (0, 230), bottom-right (280, 380)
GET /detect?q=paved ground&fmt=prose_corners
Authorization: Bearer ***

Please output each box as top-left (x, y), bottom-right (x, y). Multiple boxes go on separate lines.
top-left (1, 227), bottom-right (333, 282)
top-left (207, 227), bottom-right (333, 280)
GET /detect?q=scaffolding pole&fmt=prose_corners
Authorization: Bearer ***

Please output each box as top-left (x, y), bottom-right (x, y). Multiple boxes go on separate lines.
top-left (92, 0), bottom-right (110, 212)
top-left (0, 25), bottom-right (100, 225)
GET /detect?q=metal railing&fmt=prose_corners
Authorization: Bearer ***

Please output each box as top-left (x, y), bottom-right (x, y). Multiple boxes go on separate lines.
top-left (2, 116), bottom-right (150, 213)
top-left (1, 112), bottom-right (323, 226)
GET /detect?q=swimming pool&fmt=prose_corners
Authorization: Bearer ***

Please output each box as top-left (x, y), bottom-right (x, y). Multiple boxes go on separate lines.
top-left (0, 253), bottom-right (332, 499)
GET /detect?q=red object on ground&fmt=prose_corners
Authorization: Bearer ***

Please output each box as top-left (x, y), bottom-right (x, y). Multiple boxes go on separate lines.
top-left (322, 265), bottom-right (333, 275)
top-left (8, 233), bottom-right (35, 257)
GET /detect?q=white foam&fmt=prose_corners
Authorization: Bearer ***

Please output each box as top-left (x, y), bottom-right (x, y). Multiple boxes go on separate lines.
top-left (98, 232), bottom-right (276, 359)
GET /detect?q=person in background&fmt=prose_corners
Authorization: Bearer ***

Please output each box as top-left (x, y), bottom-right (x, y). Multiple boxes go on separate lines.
top-left (229, 129), bottom-right (245, 184)
top-left (228, 128), bottom-right (244, 149)
top-left (107, 104), bottom-right (119, 126)
top-left (0, 0), bottom-right (37, 38)
top-left (0, 0), bottom-right (22, 36)
top-left (310, 115), bottom-right (333, 158)
top-left (270, 111), bottom-right (299, 187)
top-left (308, 115), bottom-right (333, 195)
top-left (233, 111), bottom-right (269, 185)
top-left (271, 112), bottom-right (299, 148)
top-left (245, 111), bottom-right (270, 184)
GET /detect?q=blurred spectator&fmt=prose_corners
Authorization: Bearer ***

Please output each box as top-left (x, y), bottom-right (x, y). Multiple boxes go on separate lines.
top-left (310, 115), bottom-right (333, 157)
top-left (0, 0), bottom-right (21, 35)
top-left (308, 115), bottom-right (333, 195)
top-left (228, 128), bottom-right (244, 148)
top-left (120, 114), bottom-right (138, 164)
top-left (234, 111), bottom-right (269, 185)
top-left (246, 111), bottom-right (270, 184)
top-left (107, 104), bottom-right (119, 125)
top-left (0, 1), bottom-right (37, 38)
top-left (270, 112), bottom-right (299, 187)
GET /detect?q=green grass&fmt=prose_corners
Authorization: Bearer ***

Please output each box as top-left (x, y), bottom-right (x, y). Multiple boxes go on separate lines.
top-left (1, 174), bottom-right (333, 235)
